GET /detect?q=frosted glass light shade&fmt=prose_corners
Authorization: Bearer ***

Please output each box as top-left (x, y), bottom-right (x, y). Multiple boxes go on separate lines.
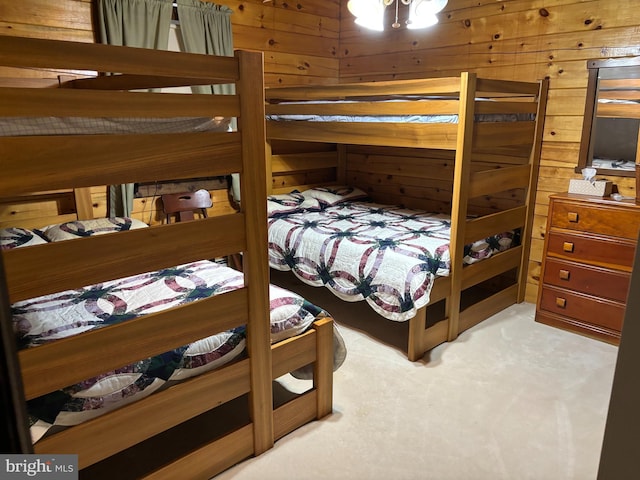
top-left (407, 0), bottom-right (442, 29)
top-left (348, 0), bottom-right (386, 32)
top-left (348, 0), bottom-right (446, 31)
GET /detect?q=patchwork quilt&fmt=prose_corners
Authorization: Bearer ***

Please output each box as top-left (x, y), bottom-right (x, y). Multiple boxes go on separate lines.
top-left (12, 260), bottom-right (340, 441)
top-left (268, 201), bottom-right (518, 322)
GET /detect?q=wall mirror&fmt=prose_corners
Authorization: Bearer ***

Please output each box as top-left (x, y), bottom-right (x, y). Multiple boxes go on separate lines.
top-left (578, 57), bottom-right (640, 178)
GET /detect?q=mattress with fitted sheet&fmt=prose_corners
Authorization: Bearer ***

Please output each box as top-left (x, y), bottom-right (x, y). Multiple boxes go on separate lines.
top-left (267, 189), bottom-right (518, 322)
top-left (266, 99), bottom-right (535, 123)
top-left (0, 116), bottom-right (230, 136)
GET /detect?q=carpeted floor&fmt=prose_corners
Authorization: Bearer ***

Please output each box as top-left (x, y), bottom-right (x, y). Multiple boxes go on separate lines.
top-left (214, 272), bottom-right (619, 480)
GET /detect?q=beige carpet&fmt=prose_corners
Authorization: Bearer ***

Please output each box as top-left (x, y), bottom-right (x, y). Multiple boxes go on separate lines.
top-left (215, 272), bottom-right (618, 480)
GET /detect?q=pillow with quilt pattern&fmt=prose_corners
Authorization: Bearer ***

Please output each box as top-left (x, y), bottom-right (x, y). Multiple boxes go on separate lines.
top-left (301, 185), bottom-right (369, 207)
top-left (267, 192), bottom-right (322, 217)
top-left (41, 217), bottom-right (148, 242)
top-left (0, 227), bottom-right (48, 250)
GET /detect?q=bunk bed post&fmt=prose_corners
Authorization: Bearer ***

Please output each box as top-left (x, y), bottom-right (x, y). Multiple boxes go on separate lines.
top-left (517, 78), bottom-right (549, 302)
top-left (446, 72), bottom-right (478, 342)
top-left (312, 317), bottom-right (334, 418)
top-left (235, 49), bottom-right (274, 455)
top-left (265, 140), bottom-right (274, 194)
top-left (0, 253), bottom-right (33, 454)
top-left (407, 307), bottom-right (427, 362)
top-left (73, 187), bottom-right (95, 220)
top-left (336, 144), bottom-right (347, 185)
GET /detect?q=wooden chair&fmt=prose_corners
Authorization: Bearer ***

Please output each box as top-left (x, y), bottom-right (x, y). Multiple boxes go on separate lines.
top-left (161, 189), bottom-right (212, 223)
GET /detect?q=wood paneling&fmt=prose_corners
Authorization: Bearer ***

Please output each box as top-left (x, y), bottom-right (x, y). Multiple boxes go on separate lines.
top-left (0, 0), bottom-right (340, 87)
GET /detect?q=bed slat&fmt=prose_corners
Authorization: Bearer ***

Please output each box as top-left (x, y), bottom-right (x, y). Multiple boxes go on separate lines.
top-left (472, 122), bottom-right (536, 148)
top-left (476, 78), bottom-right (542, 95)
top-left (0, 87), bottom-right (240, 118)
top-left (0, 36), bottom-right (239, 82)
top-left (267, 122), bottom-right (459, 149)
top-left (461, 246), bottom-right (522, 290)
top-left (35, 359), bottom-right (252, 469)
top-left (20, 288), bottom-right (248, 400)
top-left (458, 285), bottom-right (519, 333)
top-left (271, 151), bottom-right (339, 175)
top-left (273, 392), bottom-right (318, 440)
top-left (141, 425), bottom-right (255, 480)
top-left (4, 216), bottom-right (246, 302)
top-left (469, 164), bottom-right (531, 198)
top-left (464, 206), bottom-right (527, 245)
top-left (271, 330), bottom-right (316, 379)
top-left (266, 77), bottom-right (464, 100)
top-left (65, 74), bottom-right (238, 91)
top-left (0, 133), bottom-right (242, 194)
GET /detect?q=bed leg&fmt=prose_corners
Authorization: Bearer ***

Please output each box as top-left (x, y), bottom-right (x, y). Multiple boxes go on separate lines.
top-left (408, 307), bottom-right (427, 361)
top-left (313, 317), bottom-right (334, 419)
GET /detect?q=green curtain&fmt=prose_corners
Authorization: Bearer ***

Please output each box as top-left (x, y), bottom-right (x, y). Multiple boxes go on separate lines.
top-left (177, 0), bottom-right (240, 202)
top-left (176, 0), bottom-right (234, 96)
top-left (96, 0), bottom-right (173, 217)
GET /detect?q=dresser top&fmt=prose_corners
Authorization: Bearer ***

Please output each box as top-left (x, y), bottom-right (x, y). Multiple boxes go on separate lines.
top-left (551, 192), bottom-right (640, 210)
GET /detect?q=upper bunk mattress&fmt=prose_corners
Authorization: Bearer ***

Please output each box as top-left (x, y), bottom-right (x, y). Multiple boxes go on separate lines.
top-left (0, 116), bottom-right (230, 136)
top-left (268, 197), bottom-right (518, 322)
top-left (266, 99), bottom-right (535, 124)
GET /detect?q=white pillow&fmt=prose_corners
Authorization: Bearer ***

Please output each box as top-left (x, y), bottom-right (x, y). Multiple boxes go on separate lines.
top-left (42, 217), bottom-right (148, 242)
top-left (301, 186), bottom-right (368, 207)
top-left (0, 227), bottom-right (48, 250)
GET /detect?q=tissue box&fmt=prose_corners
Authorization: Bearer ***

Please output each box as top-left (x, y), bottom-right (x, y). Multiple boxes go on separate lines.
top-left (568, 179), bottom-right (613, 197)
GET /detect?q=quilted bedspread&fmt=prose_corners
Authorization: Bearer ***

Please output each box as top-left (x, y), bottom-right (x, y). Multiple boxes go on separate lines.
top-left (268, 201), bottom-right (518, 322)
top-left (12, 260), bottom-right (341, 440)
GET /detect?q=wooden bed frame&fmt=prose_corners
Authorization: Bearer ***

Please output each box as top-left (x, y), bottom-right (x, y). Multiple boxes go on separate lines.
top-left (0, 36), bottom-right (334, 478)
top-left (264, 74), bottom-right (549, 361)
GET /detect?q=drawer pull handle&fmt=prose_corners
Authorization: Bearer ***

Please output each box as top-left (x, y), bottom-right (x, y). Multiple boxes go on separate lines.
top-left (556, 297), bottom-right (567, 309)
top-left (559, 269), bottom-right (570, 280)
top-left (567, 212), bottom-right (579, 223)
top-left (563, 242), bottom-right (574, 253)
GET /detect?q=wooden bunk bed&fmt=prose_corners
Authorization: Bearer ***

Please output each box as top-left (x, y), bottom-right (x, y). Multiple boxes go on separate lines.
top-left (0, 36), bottom-right (340, 479)
top-left (264, 73), bottom-right (549, 361)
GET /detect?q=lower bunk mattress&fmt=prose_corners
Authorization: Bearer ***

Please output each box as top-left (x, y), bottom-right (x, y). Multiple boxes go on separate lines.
top-left (10, 258), bottom-right (346, 443)
top-left (268, 191), bottom-right (519, 322)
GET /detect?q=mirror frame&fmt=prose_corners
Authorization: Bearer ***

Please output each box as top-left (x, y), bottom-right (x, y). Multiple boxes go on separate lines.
top-left (577, 56), bottom-right (640, 178)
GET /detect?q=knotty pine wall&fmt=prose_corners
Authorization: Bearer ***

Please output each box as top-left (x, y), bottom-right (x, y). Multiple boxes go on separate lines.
top-left (0, 0), bottom-right (340, 86)
top-left (339, 0), bottom-right (640, 302)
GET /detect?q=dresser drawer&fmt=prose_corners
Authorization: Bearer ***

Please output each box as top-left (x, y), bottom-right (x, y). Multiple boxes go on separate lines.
top-left (542, 258), bottom-right (631, 302)
top-left (539, 286), bottom-right (625, 332)
top-left (551, 200), bottom-right (640, 240)
top-left (546, 231), bottom-right (637, 271)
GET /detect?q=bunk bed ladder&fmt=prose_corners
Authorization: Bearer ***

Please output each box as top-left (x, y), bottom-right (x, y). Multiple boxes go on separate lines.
top-left (446, 72), bottom-right (477, 342)
top-left (517, 78), bottom-right (549, 302)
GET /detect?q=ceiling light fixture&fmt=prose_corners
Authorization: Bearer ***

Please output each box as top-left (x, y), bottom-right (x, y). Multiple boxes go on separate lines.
top-left (347, 0), bottom-right (447, 31)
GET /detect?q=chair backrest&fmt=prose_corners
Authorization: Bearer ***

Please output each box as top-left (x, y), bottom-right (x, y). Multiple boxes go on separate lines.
top-left (161, 189), bottom-right (212, 223)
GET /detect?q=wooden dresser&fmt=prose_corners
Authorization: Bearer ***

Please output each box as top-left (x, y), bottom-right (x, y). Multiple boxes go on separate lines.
top-left (535, 193), bottom-right (640, 344)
